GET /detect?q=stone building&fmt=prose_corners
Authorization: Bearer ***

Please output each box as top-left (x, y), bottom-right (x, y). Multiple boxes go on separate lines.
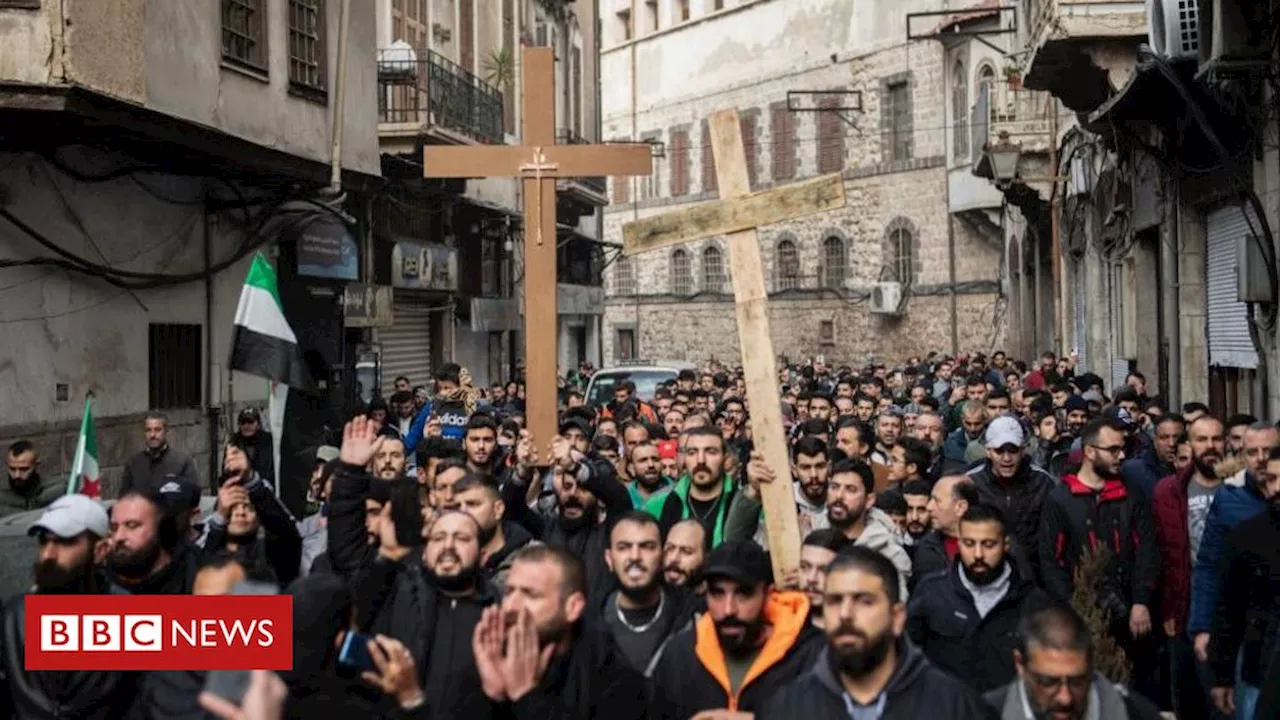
top-left (598, 0), bottom-right (1007, 367)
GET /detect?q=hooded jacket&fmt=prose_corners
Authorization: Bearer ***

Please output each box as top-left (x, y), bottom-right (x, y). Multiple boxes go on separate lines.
top-left (849, 508), bottom-right (912, 601)
top-left (984, 672), bottom-right (1161, 720)
top-left (723, 482), bottom-right (828, 551)
top-left (647, 590), bottom-right (823, 718)
top-left (484, 520), bottom-right (539, 594)
top-left (968, 458), bottom-right (1056, 584)
top-left (644, 474), bottom-right (737, 549)
top-left (203, 472), bottom-right (302, 586)
top-left (0, 473), bottom-right (64, 517)
top-left (539, 457), bottom-right (633, 601)
top-left (758, 639), bottom-right (995, 720)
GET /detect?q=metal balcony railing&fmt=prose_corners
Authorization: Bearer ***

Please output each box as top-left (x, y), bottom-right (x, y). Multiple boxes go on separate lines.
top-left (972, 82), bottom-right (1053, 154)
top-left (377, 48), bottom-right (504, 145)
top-left (556, 129), bottom-right (607, 195)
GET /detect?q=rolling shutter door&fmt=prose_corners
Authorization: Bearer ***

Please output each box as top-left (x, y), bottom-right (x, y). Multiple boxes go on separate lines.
top-left (1206, 204), bottom-right (1259, 369)
top-left (377, 294), bottom-right (434, 393)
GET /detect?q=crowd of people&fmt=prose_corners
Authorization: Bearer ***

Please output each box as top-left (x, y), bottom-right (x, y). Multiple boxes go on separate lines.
top-left (2, 351), bottom-right (1280, 720)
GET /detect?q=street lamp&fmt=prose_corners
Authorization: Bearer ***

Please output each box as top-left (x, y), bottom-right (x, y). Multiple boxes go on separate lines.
top-left (986, 131), bottom-right (1022, 187)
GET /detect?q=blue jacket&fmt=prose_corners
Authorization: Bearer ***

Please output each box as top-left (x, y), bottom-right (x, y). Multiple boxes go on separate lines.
top-left (942, 428), bottom-right (973, 465)
top-left (1188, 478), bottom-right (1267, 632)
top-left (1121, 449), bottom-right (1172, 502)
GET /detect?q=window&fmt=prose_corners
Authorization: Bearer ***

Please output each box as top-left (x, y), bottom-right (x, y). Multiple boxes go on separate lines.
top-left (703, 246), bottom-right (726, 293)
top-left (617, 10), bottom-right (632, 41)
top-left (571, 47), bottom-right (583, 135)
top-left (670, 249), bottom-right (693, 295)
top-left (701, 121), bottom-right (718, 195)
top-left (222, 0), bottom-right (268, 73)
top-left (645, 0), bottom-right (659, 32)
top-left (819, 320), bottom-right (835, 345)
top-left (392, 0), bottom-right (428, 47)
top-left (771, 104), bottom-right (796, 181)
top-left (977, 64), bottom-right (996, 88)
top-left (615, 256), bottom-right (636, 295)
top-left (951, 61), bottom-right (967, 161)
top-left (613, 177), bottom-right (631, 204)
top-left (885, 219), bottom-right (918, 284)
top-left (818, 96), bottom-right (845, 173)
top-left (149, 324), bottom-right (202, 409)
top-left (882, 80), bottom-right (913, 162)
top-left (775, 239), bottom-right (800, 291)
top-left (670, 129), bottom-right (690, 196)
top-left (741, 113), bottom-right (759, 190)
top-left (713, 0), bottom-right (725, 9)
top-left (288, 0), bottom-right (326, 95)
top-left (617, 329), bottom-right (636, 361)
top-left (678, 0), bottom-right (690, 21)
top-left (822, 236), bottom-right (846, 288)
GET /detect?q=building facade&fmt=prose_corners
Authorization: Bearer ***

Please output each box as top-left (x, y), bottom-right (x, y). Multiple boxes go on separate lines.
top-left (599, 0), bottom-right (1008, 367)
top-left (0, 0), bottom-right (381, 502)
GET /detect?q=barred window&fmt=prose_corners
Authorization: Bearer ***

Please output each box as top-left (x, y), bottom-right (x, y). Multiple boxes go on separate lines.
top-left (702, 246), bottom-right (725, 293)
top-left (614, 256), bottom-right (636, 295)
top-left (222, 0), bottom-right (268, 73)
top-left (775, 239), bottom-right (799, 291)
top-left (149, 324), bottom-right (203, 410)
top-left (822, 236), bottom-right (847, 289)
top-left (288, 0), bottom-right (327, 95)
top-left (670, 249), bottom-right (692, 295)
top-left (889, 226), bottom-right (916, 283)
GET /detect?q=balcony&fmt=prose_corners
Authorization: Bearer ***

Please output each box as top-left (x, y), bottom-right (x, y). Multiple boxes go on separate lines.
top-left (377, 47), bottom-right (505, 150)
top-left (554, 129), bottom-right (609, 209)
top-left (1020, 0), bottom-right (1146, 111)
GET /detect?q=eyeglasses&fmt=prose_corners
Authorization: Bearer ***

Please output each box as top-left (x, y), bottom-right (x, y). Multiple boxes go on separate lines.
top-left (1088, 444), bottom-right (1126, 456)
top-left (1028, 670), bottom-right (1091, 692)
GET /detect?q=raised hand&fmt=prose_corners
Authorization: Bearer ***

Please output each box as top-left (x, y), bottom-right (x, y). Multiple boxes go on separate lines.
top-left (501, 608), bottom-right (554, 702)
top-left (340, 416), bottom-right (386, 468)
top-left (198, 669), bottom-right (288, 720)
top-left (360, 635), bottom-right (423, 707)
top-left (223, 444), bottom-right (251, 480)
top-left (472, 606), bottom-right (508, 701)
top-left (216, 482), bottom-right (250, 520)
top-left (744, 451), bottom-right (775, 499)
top-left (515, 429), bottom-right (538, 477)
top-left (549, 435), bottom-right (575, 472)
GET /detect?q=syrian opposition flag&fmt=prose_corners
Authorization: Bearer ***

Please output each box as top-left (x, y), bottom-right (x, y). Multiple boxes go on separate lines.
top-left (66, 395), bottom-right (101, 498)
top-left (230, 253), bottom-right (311, 389)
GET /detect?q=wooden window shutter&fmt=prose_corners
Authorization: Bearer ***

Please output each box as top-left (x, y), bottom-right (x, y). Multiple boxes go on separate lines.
top-left (818, 97), bottom-right (844, 174)
top-left (670, 130), bottom-right (689, 196)
top-left (701, 122), bottom-right (717, 195)
top-left (771, 106), bottom-right (795, 181)
top-left (741, 114), bottom-right (758, 190)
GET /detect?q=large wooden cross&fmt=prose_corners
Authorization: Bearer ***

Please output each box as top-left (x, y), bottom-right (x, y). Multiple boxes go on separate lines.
top-left (621, 109), bottom-right (847, 582)
top-left (423, 47), bottom-right (652, 445)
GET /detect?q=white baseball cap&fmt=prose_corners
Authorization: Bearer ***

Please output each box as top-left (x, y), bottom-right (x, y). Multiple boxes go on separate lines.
top-left (984, 415), bottom-right (1026, 450)
top-left (28, 494), bottom-right (110, 539)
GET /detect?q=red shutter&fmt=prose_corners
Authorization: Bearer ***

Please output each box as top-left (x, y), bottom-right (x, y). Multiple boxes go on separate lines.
top-left (772, 106), bottom-right (795, 181)
top-left (670, 130), bottom-right (690, 196)
top-left (741, 114), bottom-right (758, 190)
top-left (701, 122), bottom-right (718, 194)
top-left (818, 98), bottom-right (844, 174)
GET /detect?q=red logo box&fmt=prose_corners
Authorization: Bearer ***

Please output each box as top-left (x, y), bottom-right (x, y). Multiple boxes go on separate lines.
top-left (24, 595), bottom-right (293, 671)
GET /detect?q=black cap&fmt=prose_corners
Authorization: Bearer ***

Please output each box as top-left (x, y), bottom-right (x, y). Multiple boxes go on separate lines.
top-left (701, 539), bottom-right (772, 588)
top-left (558, 416), bottom-right (591, 436)
top-left (238, 407), bottom-right (261, 423)
top-left (155, 473), bottom-right (202, 515)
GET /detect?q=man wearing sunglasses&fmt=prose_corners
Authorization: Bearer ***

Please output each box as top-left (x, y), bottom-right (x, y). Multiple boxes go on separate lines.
top-left (985, 602), bottom-right (1161, 720)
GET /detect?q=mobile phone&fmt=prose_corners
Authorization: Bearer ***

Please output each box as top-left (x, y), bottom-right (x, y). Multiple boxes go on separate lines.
top-left (203, 669), bottom-right (252, 708)
top-left (338, 630), bottom-right (376, 672)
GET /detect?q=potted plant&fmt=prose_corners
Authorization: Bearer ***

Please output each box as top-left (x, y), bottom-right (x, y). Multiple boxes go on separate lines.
top-left (1003, 64), bottom-right (1022, 90)
top-left (483, 46), bottom-right (515, 90)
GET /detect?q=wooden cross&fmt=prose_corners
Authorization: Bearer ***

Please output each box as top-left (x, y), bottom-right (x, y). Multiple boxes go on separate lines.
top-left (422, 47), bottom-right (652, 446)
top-left (621, 109), bottom-right (848, 582)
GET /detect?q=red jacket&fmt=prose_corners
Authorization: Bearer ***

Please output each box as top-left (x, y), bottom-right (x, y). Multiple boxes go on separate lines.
top-left (1151, 465), bottom-right (1194, 630)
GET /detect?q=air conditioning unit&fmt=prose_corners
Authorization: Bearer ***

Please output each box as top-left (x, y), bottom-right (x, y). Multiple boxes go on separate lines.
top-left (870, 282), bottom-right (903, 315)
top-left (1204, 0), bottom-right (1270, 64)
top-left (1146, 0), bottom-right (1201, 58)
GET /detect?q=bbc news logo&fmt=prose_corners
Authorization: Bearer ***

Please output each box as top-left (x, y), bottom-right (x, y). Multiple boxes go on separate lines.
top-left (25, 595), bottom-right (292, 670)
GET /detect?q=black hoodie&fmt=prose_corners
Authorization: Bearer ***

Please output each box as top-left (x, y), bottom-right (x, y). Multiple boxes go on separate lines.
top-left (758, 639), bottom-right (997, 720)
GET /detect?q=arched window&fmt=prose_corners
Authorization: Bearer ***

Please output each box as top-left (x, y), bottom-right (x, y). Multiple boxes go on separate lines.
top-left (822, 235), bottom-right (846, 289)
top-left (952, 60), bottom-right (968, 161)
top-left (614, 255), bottom-right (636, 296)
top-left (884, 218), bottom-right (918, 284)
top-left (670, 249), bottom-right (692, 295)
top-left (702, 246), bottom-right (725, 293)
top-left (775, 239), bottom-right (799, 291)
top-left (977, 63), bottom-right (996, 88)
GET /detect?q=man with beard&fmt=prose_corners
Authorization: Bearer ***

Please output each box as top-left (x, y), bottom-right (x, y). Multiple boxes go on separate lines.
top-left (662, 519), bottom-right (706, 592)
top-left (472, 545), bottom-right (648, 720)
top-left (542, 432), bottom-right (631, 601)
top-left (2, 495), bottom-right (137, 719)
top-left (727, 437), bottom-right (830, 550)
top-left (455, 473), bottom-right (537, 592)
top-left (462, 413), bottom-right (501, 476)
top-left (825, 458), bottom-right (912, 599)
top-left (625, 440), bottom-right (672, 509)
top-left (799, 529), bottom-right (845, 628)
top-left (371, 432), bottom-right (409, 481)
top-left (968, 416), bottom-right (1055, 585)
top-left (203, 443), bottom-right (303, 586)
top-left (759, 548), bottom-right (991, 718)
top-left (121, 411), bottom-right (199, 495)
top-left (646, 426), bottom-right (738, 549)
top-left (648, 540), bottom-right (823, 718)
top-left (984, 603), bottom-right (1161, 720)
top-left (602, 511), bottom-right (696, 671)
top-left (106, 489), bottom-right (201, 594)
top-left (902, 479), bottom-right (932, 545)
top-left (907, 504), bottom-right (1049, 691)
top-left (0, 440), bottom-right (62, 516)
top-left (1123, 414), bottom-right (1185, 500)
top-left (1039, 418), bottom-right (1159, 701)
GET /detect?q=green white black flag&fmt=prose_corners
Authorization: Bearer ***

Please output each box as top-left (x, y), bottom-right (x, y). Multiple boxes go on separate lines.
top-left (230, 253), bottom-right (311, 389)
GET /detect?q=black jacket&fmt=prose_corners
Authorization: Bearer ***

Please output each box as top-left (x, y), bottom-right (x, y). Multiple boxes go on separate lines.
top-left (910, 530), bottom-right (950, 590)
top-left (1038, 475), bottom-right (1159, 618)
top-left (1209, 504), bottom-right (1280, 687)
top-left (968, 459), bottom-right (1055, 584)
top-left (121, 445), bottom-right (199, 495)
top-left (324, 463), bottom-right (380, 578)
top-left (234, 431), bottom-right (276, 485)
top-left (758, 640), bottom-right (997, 720)
top-left (906, 562), bottom-right (1051, 692)
top-left (127, 670), bottom-right (210, 720)
top-left (1, 588), bottom-right (137, 720)
top-left (535, 457), bottom-right (633, 602)
top-left (203, 473), bottom-right (302, 587)
top-left (648, 591), bottom-right (822, 718)
top-left (984, 675), bottom-right (1162, 720)
top-left (107, 539), bottom-right (202, 595)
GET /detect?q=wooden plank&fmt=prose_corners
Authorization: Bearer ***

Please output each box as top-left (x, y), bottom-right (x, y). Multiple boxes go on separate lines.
top-left (621, 173), bottom-right (846, 256)
top-left (707, 109), bottom-right (801, 584)
top-left (424, 143), bottom-right (653, 179)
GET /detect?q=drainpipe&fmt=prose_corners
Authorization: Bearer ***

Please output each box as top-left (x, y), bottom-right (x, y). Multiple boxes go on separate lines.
top-left (1049, 108), bottom-right (1065, 357)
top-left (203, 192), bottom-right (219, 492)
top-left (946, 198), bottom-right (959, 355)
top-left (1161, 180), bottom-right (1181, 405)
top-left (630, 0), bottom-right (640, 359)
top-left (328, 0), bottom-right (353, 194)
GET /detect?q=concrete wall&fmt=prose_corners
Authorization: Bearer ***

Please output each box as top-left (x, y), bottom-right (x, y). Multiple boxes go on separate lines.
top-left (0, 0), bottom-right (380, 177)
top-left (0, 147), bottom-right (266, 494)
